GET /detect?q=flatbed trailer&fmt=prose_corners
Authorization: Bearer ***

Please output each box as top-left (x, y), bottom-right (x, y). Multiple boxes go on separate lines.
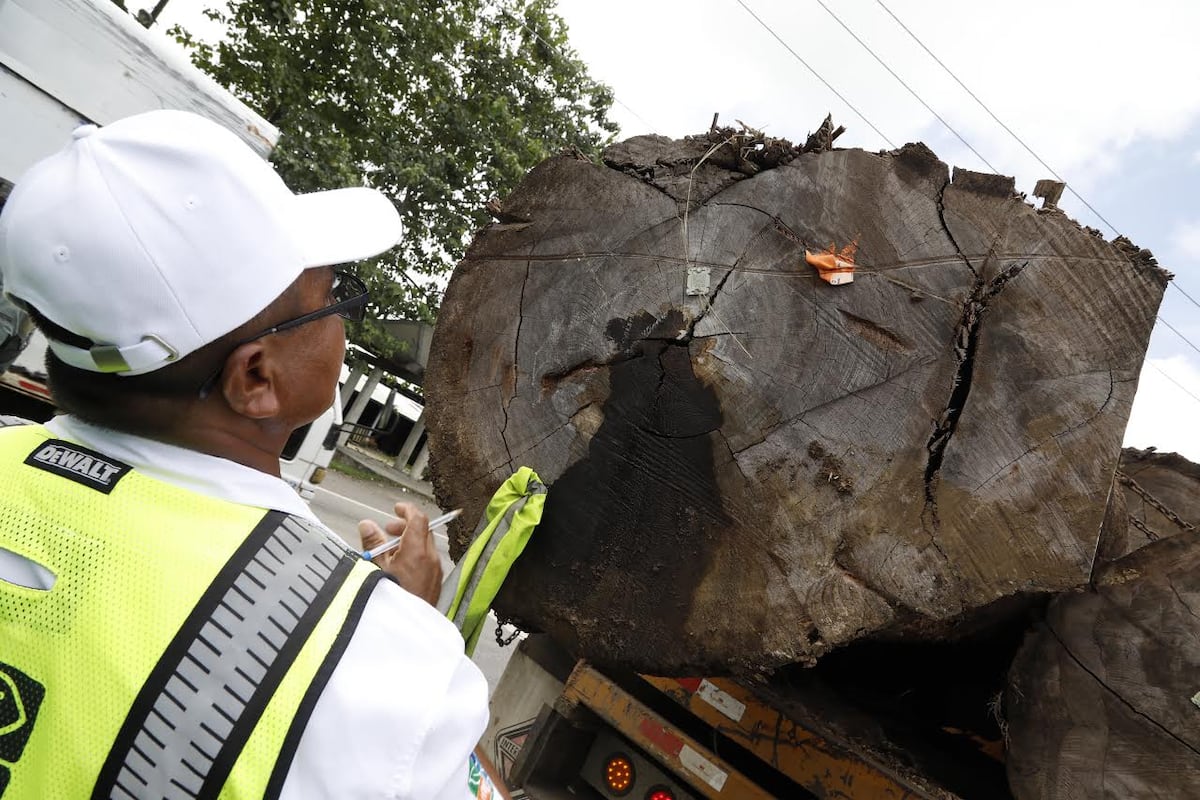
top-left (484, 636), bottom-right (1010, 800)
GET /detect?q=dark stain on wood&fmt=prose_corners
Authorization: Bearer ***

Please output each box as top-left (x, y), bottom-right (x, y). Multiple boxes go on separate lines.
top-left (504, 309), bottom-right (729, 669)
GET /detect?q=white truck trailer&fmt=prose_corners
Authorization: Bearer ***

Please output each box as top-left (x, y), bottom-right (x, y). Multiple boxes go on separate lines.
top-left (0, 0), bottom-right (339, 498)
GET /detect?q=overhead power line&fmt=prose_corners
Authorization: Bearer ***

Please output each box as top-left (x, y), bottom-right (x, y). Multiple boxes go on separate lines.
top-left (1171, 281), bottom-right (1200, 312)
top-left (873, 0), bottom-right (1200, 317)
top-left (812, 0), bottom-right (997, 173)
top-left (872, 0), bottom-right (1121, 236)
top-left (733, 0), bottom-right (896, 149)
top-left (1149, 361), bottom-right (1200, 405)
top-left (734, 0), bottom-right (1200, 403)
top-left (1157, 316), bottom-right (1200, 359)
top-left (812, 0), bottom-right (1200, 376)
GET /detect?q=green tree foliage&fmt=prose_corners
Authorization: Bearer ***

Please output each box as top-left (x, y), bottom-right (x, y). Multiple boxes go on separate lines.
top-left (172, 0), bottom-right (615, 358)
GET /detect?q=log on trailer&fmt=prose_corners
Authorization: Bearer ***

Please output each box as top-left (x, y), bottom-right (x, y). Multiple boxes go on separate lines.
top-left (1005, 531), bottom-right (1200, 799)
top-left (424, 123), bottom-right (1169, 675)
top-left (1119, 446), bottom-right (1200, 541)
top-left (1095, 447), bottom-right (1200, 564)
top-left (1094, 448), bottom-right (1195, 566)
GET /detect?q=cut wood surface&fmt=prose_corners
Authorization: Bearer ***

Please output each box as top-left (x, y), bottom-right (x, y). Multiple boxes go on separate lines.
top-left (1097, 448), bottom-right (1199, 564)
top-left (1120, 447), bottom-right (1200, 540)
top-left (424, 126), bottom-right (1169, 675)
top-left (1005, 534), bottom-right (1200, 799)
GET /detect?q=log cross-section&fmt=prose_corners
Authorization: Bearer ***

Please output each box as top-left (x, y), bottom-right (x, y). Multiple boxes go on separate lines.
top-left (425, 130), bottom-right (1169, 675)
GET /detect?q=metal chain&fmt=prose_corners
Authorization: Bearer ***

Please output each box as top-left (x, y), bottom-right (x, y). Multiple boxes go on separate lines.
top-left (494, 620), bottom-right (522, 648)
top-left (1116, 470), bottom-right (1197, 534)
top-left (1127, 513), bottom-right (1161, 542)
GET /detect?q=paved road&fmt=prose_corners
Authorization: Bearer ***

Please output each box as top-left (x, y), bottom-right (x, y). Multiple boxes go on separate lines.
top-left (309, 469), bottom-right (519, 694)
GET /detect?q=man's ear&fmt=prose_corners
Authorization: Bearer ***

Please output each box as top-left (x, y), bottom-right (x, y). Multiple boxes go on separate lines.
top-left (220, 341), bottom-right (282, 419)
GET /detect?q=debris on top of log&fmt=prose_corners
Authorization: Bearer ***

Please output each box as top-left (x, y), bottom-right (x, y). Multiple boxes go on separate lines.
top-left (425, 115), bottom-right (1171, 675)
top-left (951, 167), bottom-right (1017, 198)
top-left (1032, 179), bottom-right (1065, 209)
top-left (604, 115), bottom-right (851, 207)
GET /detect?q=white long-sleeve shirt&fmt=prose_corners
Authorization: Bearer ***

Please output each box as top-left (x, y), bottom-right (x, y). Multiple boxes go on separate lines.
top-left (37, 415), bottom-right (489, 800)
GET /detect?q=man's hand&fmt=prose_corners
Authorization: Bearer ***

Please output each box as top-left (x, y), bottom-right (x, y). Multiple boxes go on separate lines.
top-left (358, 502), bottom-right (443, 605)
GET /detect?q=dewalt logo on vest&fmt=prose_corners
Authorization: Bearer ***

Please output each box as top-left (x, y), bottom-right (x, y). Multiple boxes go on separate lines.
top-left (0, 661), bottom-right (45, 795)
top-left (24, 439), bottom-right (131, 494)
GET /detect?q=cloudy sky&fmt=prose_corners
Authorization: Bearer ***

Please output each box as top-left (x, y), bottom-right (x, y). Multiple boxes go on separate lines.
top-left (156, 0), bottom-right (1199, 459)
top-left (553, 0), bottom-right (1200, 460)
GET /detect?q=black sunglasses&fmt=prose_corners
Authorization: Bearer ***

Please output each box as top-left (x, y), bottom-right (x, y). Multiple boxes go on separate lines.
top-left (197, 270), bottom-right (368, 399)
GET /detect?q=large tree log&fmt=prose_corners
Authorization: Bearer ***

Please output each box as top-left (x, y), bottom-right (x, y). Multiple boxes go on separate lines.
top-left (1120, 446), bottom-right (1200, 540)
top-left (1096, 447), bottom-right (1200, 563)
top-left (1005, 533), bottom-right (1200, 799)
top-left (424, 127), bottom-right (1169, 675)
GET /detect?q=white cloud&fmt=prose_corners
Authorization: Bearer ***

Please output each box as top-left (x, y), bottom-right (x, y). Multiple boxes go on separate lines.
top-left (1124, 355), bottom-right (1200, 462)
top-left (558, 0), bottom-right (1200, 200)
top-left (156, 0), bottom-right (1200, 212)
top-left (1170, 221), bottom-right (1200, 262)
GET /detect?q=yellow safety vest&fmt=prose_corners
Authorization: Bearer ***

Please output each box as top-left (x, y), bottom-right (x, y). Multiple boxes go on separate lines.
top-left (0, 420), bottom-right (380, 799)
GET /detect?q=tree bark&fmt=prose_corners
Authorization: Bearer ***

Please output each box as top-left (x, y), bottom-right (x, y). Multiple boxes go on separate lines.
top-left (425, 129), bottom-right (1169, 675)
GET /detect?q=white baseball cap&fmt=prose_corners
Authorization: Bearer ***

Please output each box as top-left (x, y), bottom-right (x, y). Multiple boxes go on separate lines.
top-left (0, 109), bottom-right (401, 375)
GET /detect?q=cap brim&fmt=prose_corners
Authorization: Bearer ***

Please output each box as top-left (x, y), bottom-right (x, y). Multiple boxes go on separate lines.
top-left (293, 187), bottom-right (402, 267)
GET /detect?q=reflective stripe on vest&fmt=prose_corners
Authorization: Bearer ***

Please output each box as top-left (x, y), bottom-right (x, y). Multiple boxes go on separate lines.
top-left (95, 513), bottom-right (353, 800)
top-left (439, 467), bottom-right (546, 655)
top-left (0, 423), bottom-right (379, 799)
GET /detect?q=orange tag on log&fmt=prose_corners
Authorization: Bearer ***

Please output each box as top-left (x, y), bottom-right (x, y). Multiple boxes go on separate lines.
top-left (805, 238), bottom-right (858, 286)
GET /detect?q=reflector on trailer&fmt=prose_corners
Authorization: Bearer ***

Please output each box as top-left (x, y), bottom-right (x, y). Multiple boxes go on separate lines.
top-left (604, 753), bottom-right (634, 795)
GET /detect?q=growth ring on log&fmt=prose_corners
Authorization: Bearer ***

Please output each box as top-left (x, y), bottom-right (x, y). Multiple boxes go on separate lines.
top-left (425, 129), bottom-right (1169, 675)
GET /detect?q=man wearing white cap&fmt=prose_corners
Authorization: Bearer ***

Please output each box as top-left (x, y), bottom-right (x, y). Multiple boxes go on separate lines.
top-left (0, 110), bottom-right (487, 798)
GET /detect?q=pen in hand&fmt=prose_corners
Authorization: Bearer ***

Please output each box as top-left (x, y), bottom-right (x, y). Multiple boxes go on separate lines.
top-left (361, 508), bottom-right (463, 560)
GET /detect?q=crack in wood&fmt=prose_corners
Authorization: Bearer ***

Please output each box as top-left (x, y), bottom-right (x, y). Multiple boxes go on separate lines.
top-left (687, 264), bottom-right (737, 338)
top-left (1044, 620), bottom-right (1200, 759)
top-left (693, 331), bottom-right (752, 339)
top-left (541, 353), bottom-right (639, 393)
top-left (706, 199), bottom-right (810, 250)
top-left (626, 420), bottom-right (717, 441)
top-left (1050, 369), bottom-right (1116, 443)
top-left (923, 254), bottom-right (1029, 527)
top-left (973, 369), bottom-right (1119, 492)
top-left (731, 357), bottom-right (936, 455)
top-left (500, 260), bottom-right (530, 467)
top-left (837, 309), bottom-right (913, 352)
top-left (936, 177), bottom-right (978, 280)
top-left (716, 429), bottom-right (750, 481)
top-left (873, 271), bottom-right (955, 304)
top-left (832, 541), bottom-right (902, 614)
top-left (465, 249), bottom-right (733, 268)
top-left (510, 421), bottom-right (573, 465)
top-left (1167, 579), bottom-right (1200, 622)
